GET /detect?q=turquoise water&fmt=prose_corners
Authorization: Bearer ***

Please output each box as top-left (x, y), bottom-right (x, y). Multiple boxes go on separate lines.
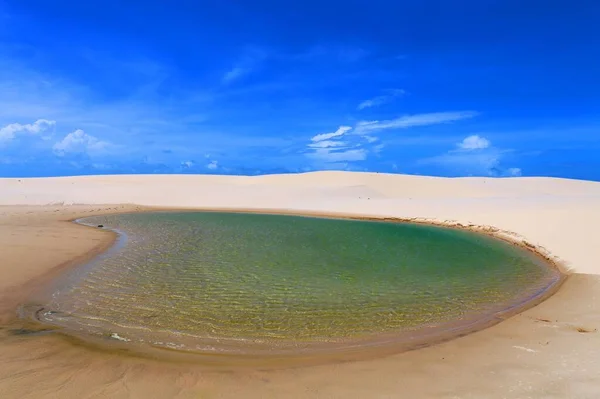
top-left (28, 212), bottom-right (559, 356)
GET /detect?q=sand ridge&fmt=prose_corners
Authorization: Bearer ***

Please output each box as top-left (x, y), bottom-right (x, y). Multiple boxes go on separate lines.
top-left (1, 172), bottom-right (600, 398)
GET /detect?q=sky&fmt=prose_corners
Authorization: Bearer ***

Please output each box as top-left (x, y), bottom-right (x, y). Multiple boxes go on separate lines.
top-left (0, 0), bottom-right (599, 180)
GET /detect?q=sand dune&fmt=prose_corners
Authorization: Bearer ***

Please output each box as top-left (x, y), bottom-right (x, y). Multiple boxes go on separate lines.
top-left (3, 172), bottom-right (599, 273)
top-left (4, 172), bottom-right (600, 202)
top-left (1, 172), bottom-right (599, 398)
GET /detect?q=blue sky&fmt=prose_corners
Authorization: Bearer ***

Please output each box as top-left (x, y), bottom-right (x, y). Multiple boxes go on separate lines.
top-left (0, 1), bottom-right (599, 179)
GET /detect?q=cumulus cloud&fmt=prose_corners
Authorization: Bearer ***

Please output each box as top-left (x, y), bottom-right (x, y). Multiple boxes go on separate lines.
top-left (53, 129), bottom-right (109, 156)
top-left (457, 134), bottom-right (490, 150)
top-left (418, 134), bottom-right (522, 177)
top-left (0, 119), bottom-right (55, 143)
top-left (357, 89), bottom-right (406, 110)
top-left (207, 160), bottom-right (218, 170)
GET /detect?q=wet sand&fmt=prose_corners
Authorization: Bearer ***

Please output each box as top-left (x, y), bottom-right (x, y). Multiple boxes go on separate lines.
top-left (1, 172), bottom-right (600, 398)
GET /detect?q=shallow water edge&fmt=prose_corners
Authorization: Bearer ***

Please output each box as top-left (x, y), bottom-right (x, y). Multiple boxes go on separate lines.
top-left (15, 206), bottom-right (569, 369)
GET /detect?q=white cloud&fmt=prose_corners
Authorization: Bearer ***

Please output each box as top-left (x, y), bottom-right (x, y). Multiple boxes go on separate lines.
top-left (357, 89), bottom-right (406, 110)
top-left (373, 143), bottom-right (385, 153)
top-left (458, 134), bottom-right (490, 150)
top-left (356, 120), bottom-right (378, 128)
top-left (308, 140), bottom-right (348, 149)
top-left (506, 167), bottom-right (522, 177)
top-left (222, 47), bottom-right (268, 84)
top-left (305, 111), bottom-right (478, 169)
top-left (418, 134), bottom-right (521, 177)
top-left (305, 125), bottom-right (373, 165)
top-left (355, 111), bottom-right (479, 133)
top-left (181, 160), bottom-right (194, 168)
top-left (0, 58), bottom-right (224, 160)
top-left (311, 126), bottom-right (352, 142)
top-left (207, 160), bottom-right (218, 170)
top-left (357, 100), bottom-right (378, 110)
top-left (0, 119), bottom-right (55, 143)
top-left (222, 67), bottom-right (247, 84)
top-left (53, 129), bottom-right (109, 156)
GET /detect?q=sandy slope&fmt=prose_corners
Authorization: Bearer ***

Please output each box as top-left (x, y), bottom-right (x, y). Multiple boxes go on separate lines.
top-left (1, 172), bottom-right (600, 398)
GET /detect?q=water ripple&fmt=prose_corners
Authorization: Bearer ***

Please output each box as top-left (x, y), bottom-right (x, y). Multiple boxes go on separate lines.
top-left (29, 212), bottom-right (559, 355)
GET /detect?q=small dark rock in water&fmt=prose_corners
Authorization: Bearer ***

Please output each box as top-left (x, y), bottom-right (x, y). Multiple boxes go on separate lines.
top-left (9, 328), bottom-right (52, 336)
top-left (9, 328), bottom-right (35, 335)
top-left (97, 224), bottom-right (104, 228)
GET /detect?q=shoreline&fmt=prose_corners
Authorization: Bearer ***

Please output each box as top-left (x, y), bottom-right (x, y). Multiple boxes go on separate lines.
top-left (0, 205), bottom-right (140, 325)
top-left (13, 206), bottom-right (567, 369)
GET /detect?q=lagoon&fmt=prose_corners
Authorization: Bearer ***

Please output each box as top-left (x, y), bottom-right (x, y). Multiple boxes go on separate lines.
top-left (25, 211), bottom-right (560, 359)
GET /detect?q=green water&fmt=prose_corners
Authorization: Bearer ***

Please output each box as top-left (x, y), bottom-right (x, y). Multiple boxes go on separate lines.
top-left (29, 212), bottom-right (559, 355)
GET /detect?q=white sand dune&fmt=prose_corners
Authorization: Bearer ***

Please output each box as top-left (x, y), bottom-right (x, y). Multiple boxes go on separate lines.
top-left (1, 171), bottom-right (600, 398)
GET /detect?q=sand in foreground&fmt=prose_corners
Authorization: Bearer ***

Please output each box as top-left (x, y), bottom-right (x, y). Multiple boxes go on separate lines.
top-left (1, 172), bottom-right (600, 398)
